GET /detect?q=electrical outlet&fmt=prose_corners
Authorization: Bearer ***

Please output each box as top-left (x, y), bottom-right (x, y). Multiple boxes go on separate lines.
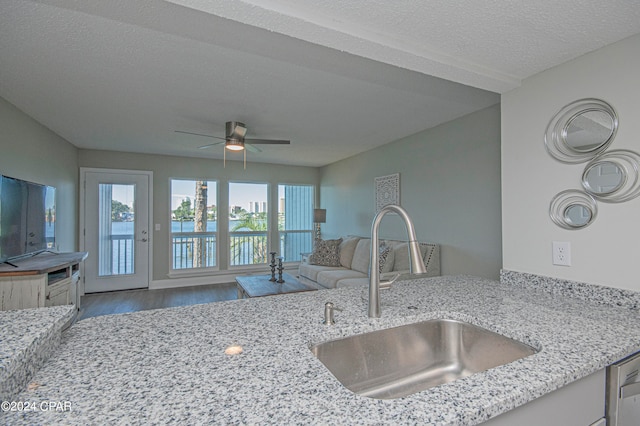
top-left (552, 241), bottom-right (571, 266)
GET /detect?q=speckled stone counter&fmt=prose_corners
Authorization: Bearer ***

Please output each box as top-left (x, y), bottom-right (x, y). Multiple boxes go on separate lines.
top-left (4, 273), bottom-right (640, 425)
top-left (0, 305), bottom-right (75, 401)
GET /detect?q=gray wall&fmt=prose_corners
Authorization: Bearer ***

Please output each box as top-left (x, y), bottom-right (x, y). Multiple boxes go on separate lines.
top-left (502, 33), bottom-right (640, 291)
top-left (319, 104), bottom-right (502, 279)
top-left (78, 150), bottom-right (320, 283)
top-left (0, 97), bottom-right (79, 253)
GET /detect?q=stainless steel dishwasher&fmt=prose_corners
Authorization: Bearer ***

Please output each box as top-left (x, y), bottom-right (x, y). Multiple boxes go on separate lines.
top-left (607, 351), bottom-right (640, 425)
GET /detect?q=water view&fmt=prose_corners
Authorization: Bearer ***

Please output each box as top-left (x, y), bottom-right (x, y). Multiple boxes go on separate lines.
top-left (112, 220), bottom-right (245, 234)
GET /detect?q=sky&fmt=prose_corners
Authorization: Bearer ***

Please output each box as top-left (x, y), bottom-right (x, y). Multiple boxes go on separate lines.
top-left (111, 184), bottom-right (135, 208)
top-left (170, 180), bottom-right (273, 211)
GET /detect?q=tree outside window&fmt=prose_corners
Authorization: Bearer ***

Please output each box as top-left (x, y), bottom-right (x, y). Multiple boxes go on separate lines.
top-left (170, 179), bottom-right (217, 269)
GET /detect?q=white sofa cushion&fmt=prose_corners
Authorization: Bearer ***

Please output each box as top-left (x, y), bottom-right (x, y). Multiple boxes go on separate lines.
top-left (350, 239), bottom-right (371, 274)
top-left (339, 236), bottom-right (361, 268)
top-left (298, 263), bottom-right (345, 282)
top-left (317, 269), bottom-right (366, 289)
top-left (335, 277), bottom-right (369, 288)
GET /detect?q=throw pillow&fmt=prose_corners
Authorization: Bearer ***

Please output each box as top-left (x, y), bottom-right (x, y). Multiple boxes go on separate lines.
top-left (378, 244), bottom-right (394, 273)
top-left (350, 239), bottom-right (371, 274)
top-left (379, 243), bottom-right (395, 273)
top-left (393, 242), bottom-right (430, 271)
top-left (309, 238), bottom-right (343, 267)
top-left (339, 236), bottom-right (361, 268)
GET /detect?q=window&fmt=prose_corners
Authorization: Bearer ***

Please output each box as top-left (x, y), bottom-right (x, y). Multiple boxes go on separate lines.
top-left (100, 183), bottom-right (135, 275)
top-left (170, 179), bottom-right (217, 270)
top-left (229, 182), bottom-right (268, 266)
top-left (169, 180), bottom-right (315, 271)
top-left (278, 184), bottom-right (314, 262)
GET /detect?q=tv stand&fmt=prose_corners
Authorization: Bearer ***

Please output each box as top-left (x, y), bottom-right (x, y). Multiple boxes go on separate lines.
top-left (1, 250), bottom-right (60, 268)
top-left (31, 249), bottom-right (60, 257)
top-left (0, 252), bottom-right (88, 311)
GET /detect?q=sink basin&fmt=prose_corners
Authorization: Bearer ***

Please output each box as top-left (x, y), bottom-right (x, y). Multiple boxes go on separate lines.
top-left (310, 318), bottom-right (537, 399)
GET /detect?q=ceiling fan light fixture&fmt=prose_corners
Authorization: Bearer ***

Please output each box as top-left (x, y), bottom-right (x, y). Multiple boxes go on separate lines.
top-left (177, 120), bottom-right (290, 170)
top-left (225, 139), bottom-right (245, 151)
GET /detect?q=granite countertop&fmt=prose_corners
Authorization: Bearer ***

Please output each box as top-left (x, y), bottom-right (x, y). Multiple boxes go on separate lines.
top-left (0, 305), bottom-right (75, 401)
top-left (5, 274), bottom-right (640, 425)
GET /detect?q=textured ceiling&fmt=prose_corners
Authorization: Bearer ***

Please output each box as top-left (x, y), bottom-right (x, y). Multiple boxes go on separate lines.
top-left (1, 0), bottom-right (639, 167)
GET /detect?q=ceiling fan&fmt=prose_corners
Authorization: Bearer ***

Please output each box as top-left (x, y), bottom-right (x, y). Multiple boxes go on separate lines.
top-left (175, 121), bottom-right (290, 168)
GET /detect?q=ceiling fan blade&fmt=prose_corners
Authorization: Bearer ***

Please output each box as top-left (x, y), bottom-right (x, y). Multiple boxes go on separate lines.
top-left (244, 138), bottom-right (291, 145)
top-left (175, 130), bottom-right (226, 140)
top-left (197, 141), bottom-right (225, 149)
top-left (245, 143), bottom-right (262, 153)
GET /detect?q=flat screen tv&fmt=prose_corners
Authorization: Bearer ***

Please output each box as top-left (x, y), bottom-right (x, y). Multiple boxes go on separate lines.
top-left (0, 175), bottom-right (56, 264)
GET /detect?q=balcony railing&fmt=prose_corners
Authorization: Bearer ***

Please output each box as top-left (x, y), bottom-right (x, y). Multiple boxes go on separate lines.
top-left (172, 232), bottom-right (217, 269)
top-left (229, 231), bottom-right (268, 266)
top-left (158, 230), bottom-right (314, 270)
top-left (105, 234), bottom-right (134, 275)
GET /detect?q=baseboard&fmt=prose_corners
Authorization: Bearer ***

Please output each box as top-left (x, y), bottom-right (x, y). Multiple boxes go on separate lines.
top-left (150, 274), bottom-right (233, 290)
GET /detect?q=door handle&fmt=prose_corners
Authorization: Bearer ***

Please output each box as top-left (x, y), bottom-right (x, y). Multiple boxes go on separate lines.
top-left (136, 238), bottom-right (148, 243)
top-left (621, 381), bottom-right (640, 399)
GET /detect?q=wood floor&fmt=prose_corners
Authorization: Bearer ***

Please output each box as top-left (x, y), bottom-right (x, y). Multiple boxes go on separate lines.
top-left (78, 283), bottom-right (238, 320)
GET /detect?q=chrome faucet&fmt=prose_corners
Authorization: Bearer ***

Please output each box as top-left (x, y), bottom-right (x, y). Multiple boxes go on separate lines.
top-left (369, 205), bottom-right (427, 318)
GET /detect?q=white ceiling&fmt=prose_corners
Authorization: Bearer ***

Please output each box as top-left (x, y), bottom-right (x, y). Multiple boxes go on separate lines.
top-left (1, 0), bottom-right (639, 167)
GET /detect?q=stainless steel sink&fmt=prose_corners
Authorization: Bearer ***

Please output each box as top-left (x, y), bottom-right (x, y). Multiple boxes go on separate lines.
top-left (310, 318), bottom-right (537, 399)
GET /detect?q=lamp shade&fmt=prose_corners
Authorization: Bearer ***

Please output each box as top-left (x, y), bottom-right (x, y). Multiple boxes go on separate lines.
top-left (313, 208), bottom-right (326, 223)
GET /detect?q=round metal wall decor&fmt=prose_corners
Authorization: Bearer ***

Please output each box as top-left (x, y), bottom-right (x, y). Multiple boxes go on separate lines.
top-left (544, 98), bottom-right (618, 164)
top-left (581, 150), bottom-right (640, 203)
top-left (549, 190), bottom-right (598, 230)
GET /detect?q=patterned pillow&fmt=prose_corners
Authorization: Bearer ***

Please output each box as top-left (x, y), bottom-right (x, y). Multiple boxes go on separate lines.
top-left (309, 238), bottom-right (343, 267)
top-left (379, 244), bottom-right (395, 273)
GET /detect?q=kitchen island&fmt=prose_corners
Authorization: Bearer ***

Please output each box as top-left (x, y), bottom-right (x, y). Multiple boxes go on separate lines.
top-left (5, 273), bottom-right (640, 425)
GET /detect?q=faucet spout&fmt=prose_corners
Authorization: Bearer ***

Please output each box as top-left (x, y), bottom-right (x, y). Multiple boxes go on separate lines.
top-left (368, 205), bottom-right (426, 318)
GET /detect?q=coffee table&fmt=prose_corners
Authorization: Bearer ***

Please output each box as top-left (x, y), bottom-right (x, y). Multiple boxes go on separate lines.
top-left (235, 272), bottom-right (317, 299)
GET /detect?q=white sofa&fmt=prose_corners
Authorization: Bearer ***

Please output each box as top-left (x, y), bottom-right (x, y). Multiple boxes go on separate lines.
top-left (298, 236), bottom-right (440, 289)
